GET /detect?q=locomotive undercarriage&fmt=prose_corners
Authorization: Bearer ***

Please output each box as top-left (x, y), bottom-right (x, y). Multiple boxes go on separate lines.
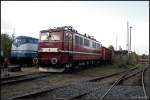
top-left (10, 57), bottom-right (34, 66)
top-left (38, 59), bottom-right (66, 72)
top-left (39, 59), bottom-right (101, 72)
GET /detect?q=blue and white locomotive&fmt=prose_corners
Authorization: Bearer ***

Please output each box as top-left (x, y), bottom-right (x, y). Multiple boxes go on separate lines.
top-left (11, 36), bottom-right (38, 65)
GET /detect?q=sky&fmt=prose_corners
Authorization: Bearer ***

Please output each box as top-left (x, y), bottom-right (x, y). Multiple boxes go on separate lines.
top-left (1, 1), bottom-right (149, 55)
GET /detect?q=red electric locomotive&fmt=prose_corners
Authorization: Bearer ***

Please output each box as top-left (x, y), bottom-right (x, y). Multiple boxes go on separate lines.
top-left (37, 26), bottom-right (102, 72)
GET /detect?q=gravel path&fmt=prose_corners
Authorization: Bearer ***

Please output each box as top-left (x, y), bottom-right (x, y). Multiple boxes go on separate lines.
top-left (18, 82), bottom-right (108, 100)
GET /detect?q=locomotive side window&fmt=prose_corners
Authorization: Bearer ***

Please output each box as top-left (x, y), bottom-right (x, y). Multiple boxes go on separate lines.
top-left (97, 43), bottom-right (101, 48)
top-left (26, 38), bottom-right (33, 44)
top-left (34, 39), bottom-right (38, 44)
top-left (84, 39), bottom-right (90, 47)
top-left (79, 37), bottom-right (83, 45)
top-left (65, 32), bottom-right (72, 42)
top-left (75, 35), bottom-right (80, 45)
top-left (92, 42), bottom-right (96, 48)
top-left (75, 35), bottom-right (83, 46)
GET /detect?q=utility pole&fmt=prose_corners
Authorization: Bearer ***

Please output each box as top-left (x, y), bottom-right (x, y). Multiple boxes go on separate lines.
top-left (127, 21), bottom-right (129, 54)
top-left (129, 26), bottom-right (132, 53)
top-left (128, 26), bottom-right (132, 65)
top-left (127, 21), bottom-right (130, 64)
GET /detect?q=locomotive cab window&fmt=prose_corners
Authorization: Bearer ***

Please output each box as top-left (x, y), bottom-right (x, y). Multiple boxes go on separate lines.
top-left (13, 38), bottom-right (20, 46)
top-left (40, 32), bottom-right (49, 41)
top-left (40, 31), bottom-right (60, 42)
top-left (13, 38), bottom-right (25, 46)
top-left (49, 32), bottom-right (60, 41)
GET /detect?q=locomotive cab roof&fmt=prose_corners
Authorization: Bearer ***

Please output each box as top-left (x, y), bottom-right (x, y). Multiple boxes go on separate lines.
top-left (40, 26), bottom-right (100, 43)
top-left (15, 36), bottom-right (38, 40)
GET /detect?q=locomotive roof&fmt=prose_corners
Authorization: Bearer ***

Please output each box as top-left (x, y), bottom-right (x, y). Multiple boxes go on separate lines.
top-left (15, 36), bottom-right (38, 40)
top-left (40, 26), bottom-right (101, 43)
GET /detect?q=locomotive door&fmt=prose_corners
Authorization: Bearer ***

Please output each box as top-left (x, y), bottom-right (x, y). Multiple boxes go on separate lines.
top-left (65, 32), bottom-right (73, 60)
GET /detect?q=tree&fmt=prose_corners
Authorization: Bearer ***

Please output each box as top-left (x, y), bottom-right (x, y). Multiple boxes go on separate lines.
top-left (108, 45), bottom-right (115, 63)
top-left (1, 33), bottom-right (14, 58)
top-left (108, 45), bottom-right (115, 56)
top-left (141, 54), bottom-right (146, 59)
top-left (108, 45), bottom-right (114, 52)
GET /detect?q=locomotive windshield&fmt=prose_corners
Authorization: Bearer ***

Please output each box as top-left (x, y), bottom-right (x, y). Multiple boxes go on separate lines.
top-left (13, 37), bottom-right (38, 47)
top-left (40, 32), bottom-right (49, 41)
top-left (13, 38), bottom-right (24, 47)
top-left (40, 31), bottom-right (60, 42)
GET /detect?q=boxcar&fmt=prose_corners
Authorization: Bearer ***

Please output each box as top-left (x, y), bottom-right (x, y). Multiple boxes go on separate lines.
top-left (101, 47), bottom-right (112, 63)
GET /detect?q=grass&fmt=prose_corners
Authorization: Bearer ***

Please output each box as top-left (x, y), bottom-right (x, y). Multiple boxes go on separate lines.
top-left (74, 64), bottom-right (127, 77)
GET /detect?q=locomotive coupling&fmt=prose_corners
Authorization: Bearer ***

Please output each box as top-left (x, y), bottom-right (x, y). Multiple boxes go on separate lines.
top-left (33, 58), bottom-right (38, 65)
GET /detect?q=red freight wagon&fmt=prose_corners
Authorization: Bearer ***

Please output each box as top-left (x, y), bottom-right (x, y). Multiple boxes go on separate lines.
top-left (37, 26), bottom-right (102, 72)
top-left (101, 47), bottom-right (112, 63)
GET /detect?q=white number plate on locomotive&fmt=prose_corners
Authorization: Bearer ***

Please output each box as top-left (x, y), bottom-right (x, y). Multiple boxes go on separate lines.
top-left (41, 48), bottom-right (58, 52)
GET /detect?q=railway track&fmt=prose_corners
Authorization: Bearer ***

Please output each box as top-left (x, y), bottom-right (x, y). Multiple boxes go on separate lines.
top-left (1, 72), bottom-right (51, 85)
top-left (141, 67), bottom-right (149, 99)
top-left (60, 67), bottom-right (142, 100)
top-left (1, 72), bottom-right (38, 81)
top-left (7, 67), bottom-right (138, 100)
top-left (99, 67), bottom-right (145, 99)
top-left (80, 66), bottom-right (149, 100)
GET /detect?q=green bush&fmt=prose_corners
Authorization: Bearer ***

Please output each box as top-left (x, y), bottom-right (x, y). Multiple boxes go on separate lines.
top-left (129, 52), bottom-right (138, 65)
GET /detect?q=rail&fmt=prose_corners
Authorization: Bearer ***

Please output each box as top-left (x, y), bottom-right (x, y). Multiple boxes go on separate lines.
top-left (2, 72), bottom-right (50, 85)
top-left (8, 67), bottom-right (139, 100)
top-left (141, 67), bottom-right (148, 99)
top-left (62, 67), bottom-right (140, 100)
